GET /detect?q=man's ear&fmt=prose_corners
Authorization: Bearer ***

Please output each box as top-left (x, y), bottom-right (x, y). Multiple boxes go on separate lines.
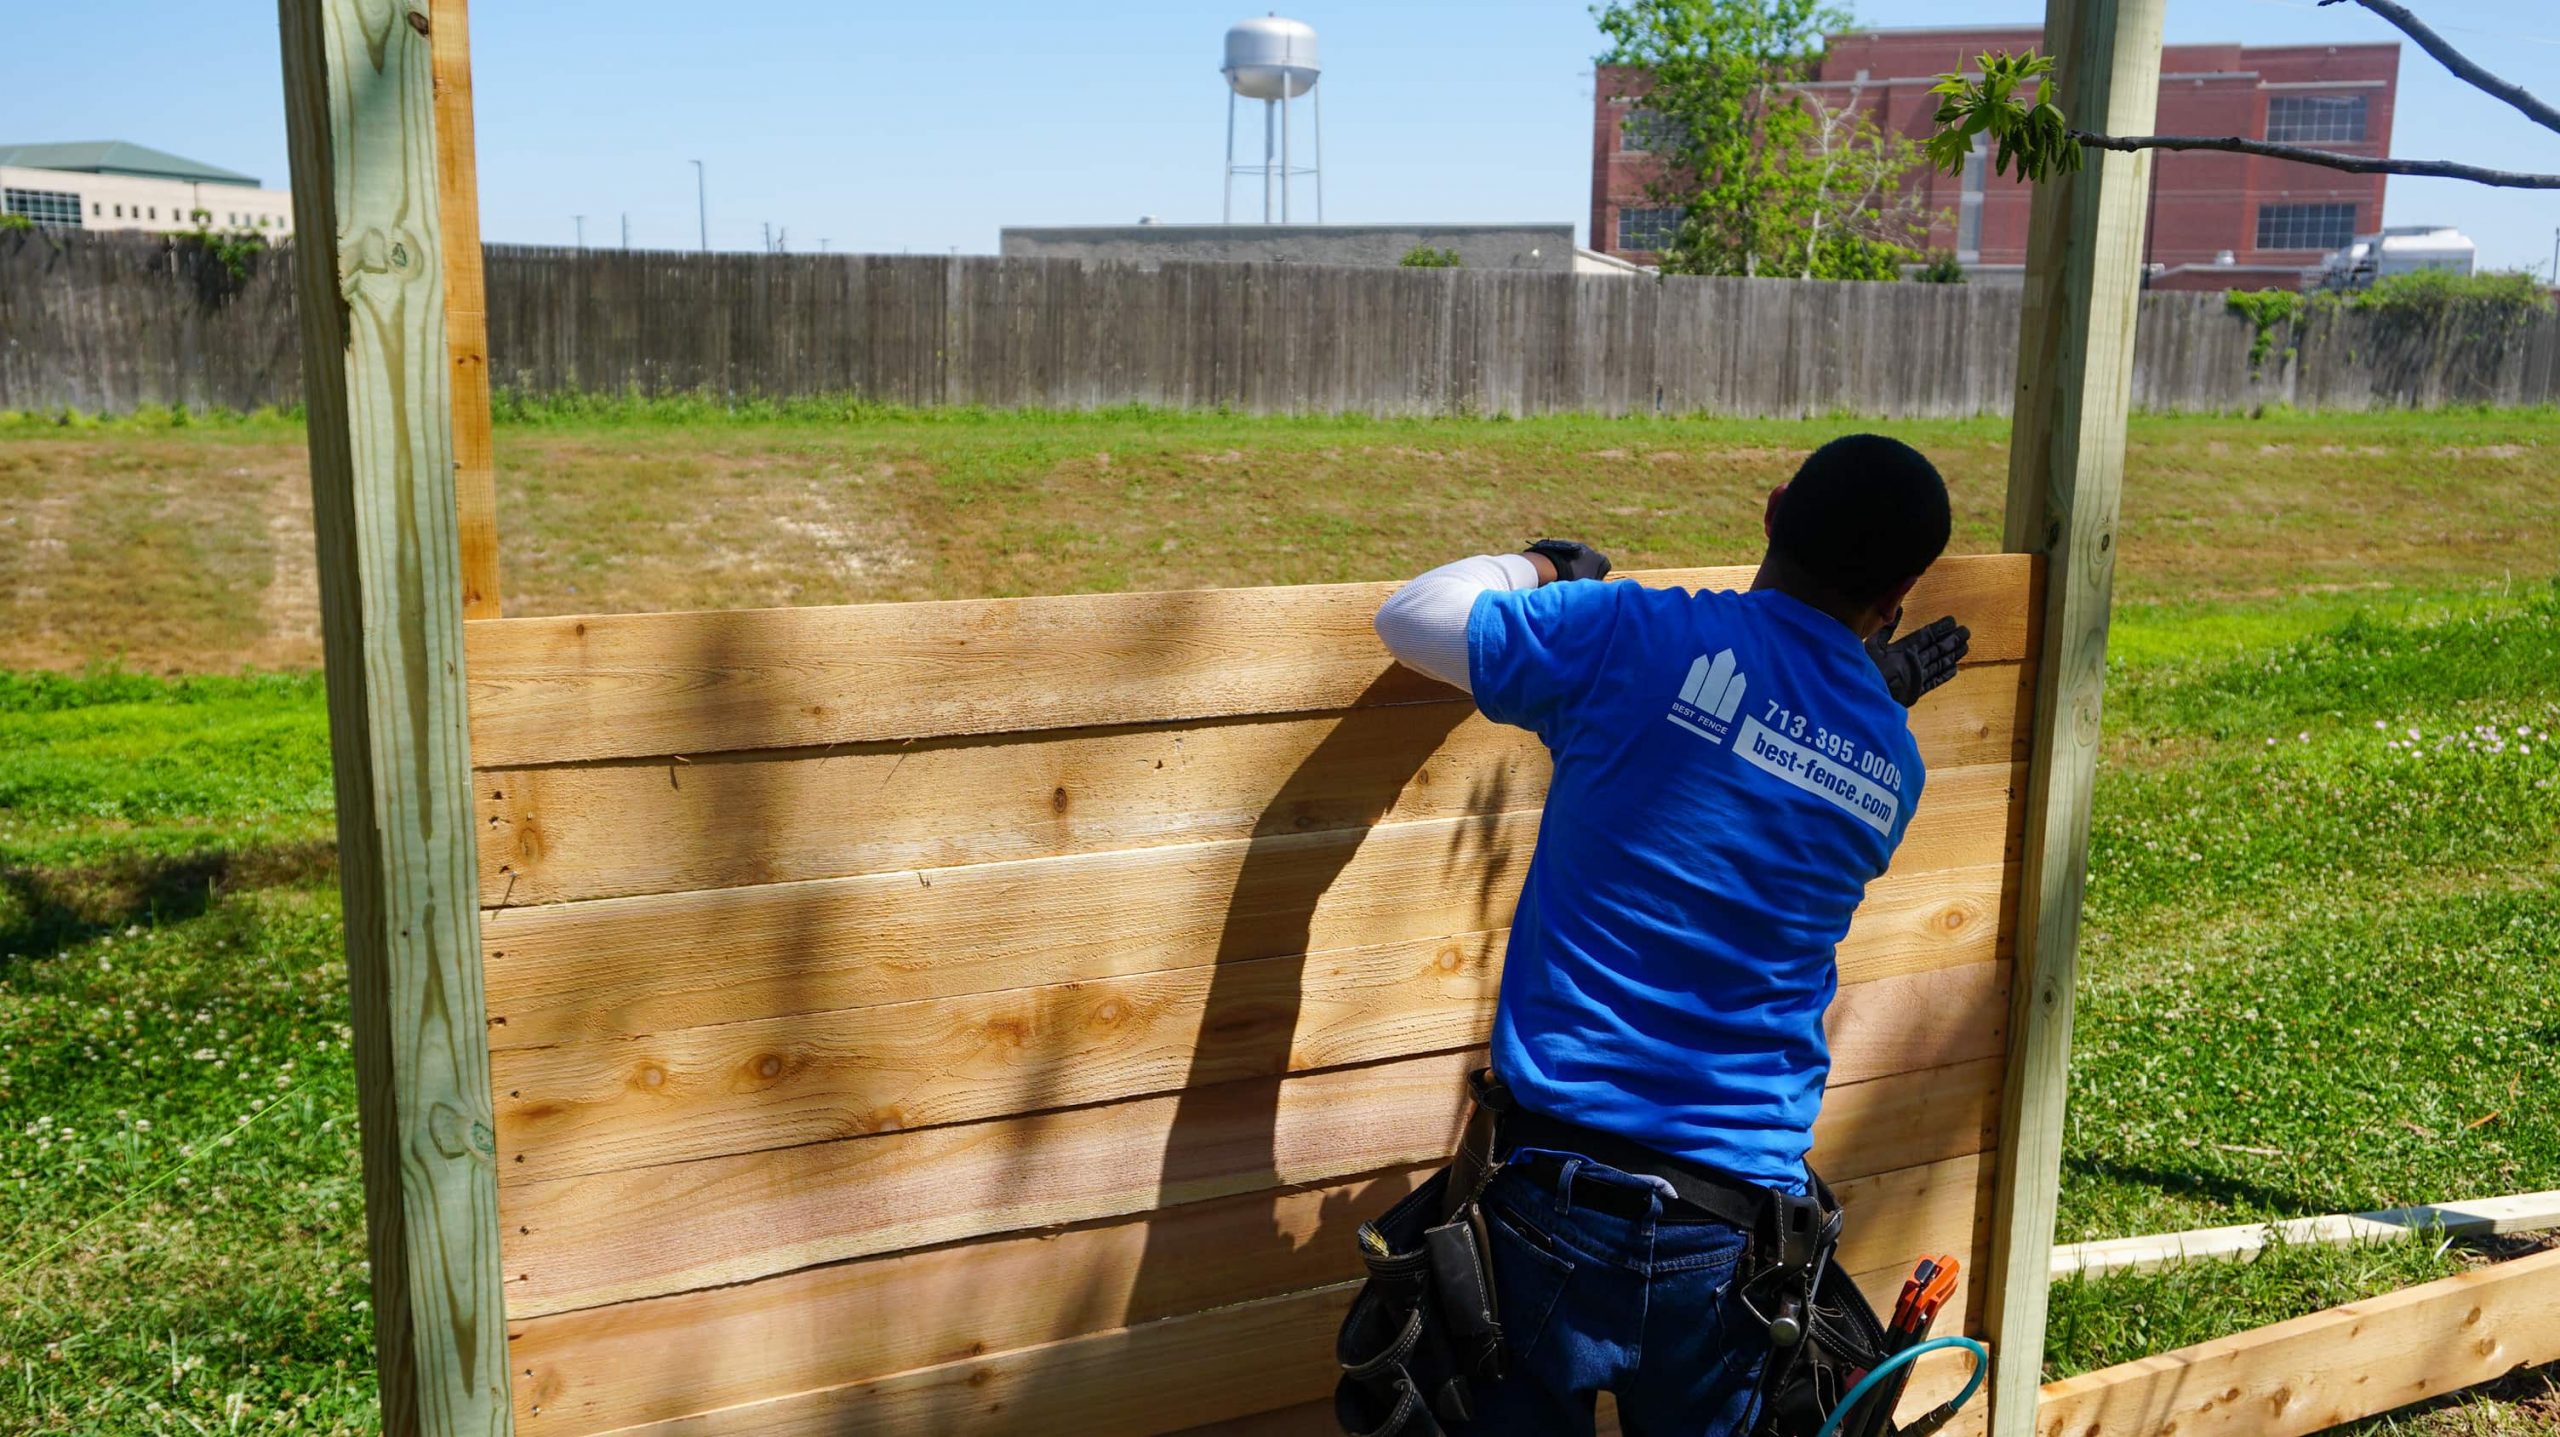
top-left (1762, 483), bottom-right (1788, 541)
top-left (1874, 576), bottom-right (1921, 627)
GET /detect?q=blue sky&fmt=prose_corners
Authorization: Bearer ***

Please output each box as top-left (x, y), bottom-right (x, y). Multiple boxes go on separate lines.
top-left (6, 1), bottom-right (2556, 273)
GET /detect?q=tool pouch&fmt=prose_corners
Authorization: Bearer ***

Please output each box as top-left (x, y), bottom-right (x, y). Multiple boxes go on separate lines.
top-left (1334, 1075), bottom-right (1505, 1435)
top-left (1750, 1247), bottom-right (1896, 1437)
top-left (1333, 1169), bottom-right (1482, 1434)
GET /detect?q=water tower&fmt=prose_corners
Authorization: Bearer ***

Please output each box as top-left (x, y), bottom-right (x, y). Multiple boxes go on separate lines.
top-left (1223, 14), bottom-right (1321, 224)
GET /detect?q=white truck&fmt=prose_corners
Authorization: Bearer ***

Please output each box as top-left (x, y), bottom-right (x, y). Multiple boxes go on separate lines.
top-left (2310, 225), bottom-right (2477, 291)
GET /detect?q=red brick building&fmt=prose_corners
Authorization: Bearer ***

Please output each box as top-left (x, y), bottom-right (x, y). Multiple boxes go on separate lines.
top-left (1593, 26), bottom-right (2398, 285)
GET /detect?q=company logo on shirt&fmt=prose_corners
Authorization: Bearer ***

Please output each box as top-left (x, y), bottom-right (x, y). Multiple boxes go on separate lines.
top-left (1668, 649), bottom-right (1748, 744)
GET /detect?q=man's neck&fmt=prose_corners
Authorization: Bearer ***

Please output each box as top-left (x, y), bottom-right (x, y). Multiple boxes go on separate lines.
top-left (1747, 558), bottom-right (1878, 638)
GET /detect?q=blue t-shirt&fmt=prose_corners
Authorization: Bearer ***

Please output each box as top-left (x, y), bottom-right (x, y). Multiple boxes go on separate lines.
top-left (1468, 581), bottom-right (1926, 1192)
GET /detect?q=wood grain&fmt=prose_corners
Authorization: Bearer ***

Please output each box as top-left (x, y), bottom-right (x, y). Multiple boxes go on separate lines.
top-left (510, 1152), bottom-right (1989, 1435)
top-left (507, 1169), bottom-right (1432, 1434)
top-left (1982, 2), bottom-right (2164, 1433)
top-left (430, 0), bottom-right (499, 620)
top-left (490, 943), bottom-right (2005, 1183)
top-left (497, 1049), bottom-right (2001, 1319)
top-left (2033, 1247), bottom-right (2560, 1437)
top-left (598, 1280), bottom-right (1361, 1437)
top-left (279, 0), bottom-right (509, 1431)
top-left (461, 556), bottom-right (2038, 767)
top-left (474, 679), bottom-right (2026, 909)
top-left (480, 800), bottom-right (2015, 1051)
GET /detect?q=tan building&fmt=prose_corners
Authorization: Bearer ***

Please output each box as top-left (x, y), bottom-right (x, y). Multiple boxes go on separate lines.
top-left (0, 140), bottom-right (293, 237)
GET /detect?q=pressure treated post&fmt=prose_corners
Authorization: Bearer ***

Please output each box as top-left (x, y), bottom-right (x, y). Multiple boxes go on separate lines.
top-left (278, 1), bottom-right (511, 1433)
top-left (1982, 1), bottom-right (2163, 1434)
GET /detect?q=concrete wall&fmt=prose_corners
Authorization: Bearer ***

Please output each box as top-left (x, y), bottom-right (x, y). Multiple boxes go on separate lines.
top-left (5, 231), bottom-right (2554, 418)
top-left (1000, 224), bottom-right (1578, 272)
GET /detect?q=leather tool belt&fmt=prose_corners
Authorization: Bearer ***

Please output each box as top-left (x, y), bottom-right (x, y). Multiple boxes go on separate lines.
top-left (1331, 1069), bottom-right (1897, 1437)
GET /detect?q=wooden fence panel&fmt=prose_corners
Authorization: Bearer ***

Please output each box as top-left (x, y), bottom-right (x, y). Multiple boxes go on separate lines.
top-left (449, 552), bottom-right (2044, 1427)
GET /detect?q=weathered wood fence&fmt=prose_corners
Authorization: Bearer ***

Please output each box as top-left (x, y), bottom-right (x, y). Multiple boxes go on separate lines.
top-left (5, 230), bottom-right (2555, 418)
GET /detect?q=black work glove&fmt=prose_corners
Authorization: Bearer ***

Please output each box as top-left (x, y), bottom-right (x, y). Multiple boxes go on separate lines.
top-left (1866, 611), bottom-right (1969, 707)
top-left (1525, 538), bottom-right (1612, 583)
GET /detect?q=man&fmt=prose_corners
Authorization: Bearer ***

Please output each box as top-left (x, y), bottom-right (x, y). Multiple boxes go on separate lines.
top-left (1368, 434), bottom-right (1968, 1436)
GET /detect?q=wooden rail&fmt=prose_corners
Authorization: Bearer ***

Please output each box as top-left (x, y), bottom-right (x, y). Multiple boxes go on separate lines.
top-left (2036, 1248), bottom-right (2560, 1437)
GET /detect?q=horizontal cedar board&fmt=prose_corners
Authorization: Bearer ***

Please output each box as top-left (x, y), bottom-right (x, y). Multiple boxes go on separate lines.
top-left (475, 667), bottom-right (2028, 909)
top-left (2033, 1247), bottom-right (2560, 1437)
top-left (576, 1240), bottom-right (1985, 1437)
top-left (498, 1049), bottom-right (1999, 1319)
top-left (513, 1153), bottom-right (1988, 1435)
top-left (599, 1281), bottom-right (1363, 1437)
top-left (462, 555), bottom-right (2038, 766)
top-left (481, 800), bottom-right (2018, 1050)
top-left (492, 949), bottom-right (2006, 1184)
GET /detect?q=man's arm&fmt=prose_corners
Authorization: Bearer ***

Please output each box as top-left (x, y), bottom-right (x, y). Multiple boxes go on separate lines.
top-left (1373, 541), bottom-right (1609, 691)
top-left (1372, 552), bottom-right (1546, 692)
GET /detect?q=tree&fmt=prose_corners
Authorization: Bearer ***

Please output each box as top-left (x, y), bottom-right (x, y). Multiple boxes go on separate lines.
top-left (1927, 0), bottom-right (2559, 190)
top-left (1595, 0), bottom-right (1935, 280)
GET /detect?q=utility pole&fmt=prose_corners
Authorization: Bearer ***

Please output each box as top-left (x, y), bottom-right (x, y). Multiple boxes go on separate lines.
top-left (2551, 226), bottom-right (2558, 286)
top-left (691, 158), bottom-right (707, 252)
top-left (819, 237), bottom-right (830, 254)
top-left (573, 214), bottom-right (585, 250)
top-left (621, 212), bottom-right (630, 250)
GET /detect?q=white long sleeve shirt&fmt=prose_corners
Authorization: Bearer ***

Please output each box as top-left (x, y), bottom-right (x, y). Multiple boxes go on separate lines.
top-left (1371, 552), bottom-right (1544, 692)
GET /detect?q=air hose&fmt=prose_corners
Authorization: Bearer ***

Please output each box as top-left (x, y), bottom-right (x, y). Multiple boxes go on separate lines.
top-left (1808, 1335), bottom-right (1991, 1437)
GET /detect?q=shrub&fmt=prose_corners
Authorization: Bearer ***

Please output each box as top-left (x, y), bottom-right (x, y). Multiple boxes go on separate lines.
top-left (1398, 245), bottom-right (1463, 269)
top-left (2224, 289), bottom-right (2307, 376)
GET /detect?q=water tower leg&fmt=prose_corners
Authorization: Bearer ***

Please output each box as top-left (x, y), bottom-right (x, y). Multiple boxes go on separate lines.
top-left (1225, 89), bottom-right (1236, 225)
top-left (1282, 85), bottom-right (1293, 223)
top-left (1263, 100), bottom-right (1275, 223)
top-left (1314, 84), bottom-right (1324, 224)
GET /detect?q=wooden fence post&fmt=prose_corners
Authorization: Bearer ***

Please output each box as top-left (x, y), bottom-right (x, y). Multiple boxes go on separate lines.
top-left (1983, 1), bottom-right (2165, 1434)
top-left (431, 0), bottom-right (502, 619)
top-left (278, 1), bottom-right (511, 1433)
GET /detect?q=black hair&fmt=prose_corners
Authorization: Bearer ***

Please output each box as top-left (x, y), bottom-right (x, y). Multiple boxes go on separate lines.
top-left (1767, 434), bottom-right (1951, 608)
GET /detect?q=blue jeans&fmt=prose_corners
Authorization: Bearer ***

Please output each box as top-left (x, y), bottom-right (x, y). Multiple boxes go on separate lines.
top-left (1460, 1152), bottom-right (1771, 1437)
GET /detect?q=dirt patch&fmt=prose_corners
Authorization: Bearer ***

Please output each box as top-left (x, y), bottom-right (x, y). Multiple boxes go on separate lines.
top-left (256, 465), bottom-right (320, 667)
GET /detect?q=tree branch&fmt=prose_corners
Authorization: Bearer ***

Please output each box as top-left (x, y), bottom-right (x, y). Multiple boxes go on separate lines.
top-left (2317, 0), bottom-right (2560, 138)
top-left (2070, 130), bottom-right (2560, 189)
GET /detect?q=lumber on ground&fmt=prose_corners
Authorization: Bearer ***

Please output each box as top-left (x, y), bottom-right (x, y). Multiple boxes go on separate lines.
top-left (278, 0), bottom-right (509, 1431)
top-left (1982, 1), bottom-right (2164, 1433)
top-left (2052, 1190), bottom-right (2560, 1278)
top-left (2034, 1247), bottom-right (2560, 1437)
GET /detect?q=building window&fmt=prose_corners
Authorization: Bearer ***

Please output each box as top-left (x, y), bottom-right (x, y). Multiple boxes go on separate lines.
top-left (2267, 94), bottom-right (2366, 144)
top-left (1621, 106), bottom-right (1678, 153)
top-left (91, 201), bottom-right (102, 216)
top-left (5, 187), bottom-right (86, 229)
top-left (1957, 133), bottom-right (1989, 261)
top-left (2256, 202), bottom-right (2358, 252)
top-left (1617, 206), bottom-right (1683, 252)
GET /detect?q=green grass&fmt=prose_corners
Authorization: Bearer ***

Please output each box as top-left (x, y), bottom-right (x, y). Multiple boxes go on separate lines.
top-left (0, 669), bottom-right (360, 1430)
top-left (3, 403), bottom-right (2556, 1430)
